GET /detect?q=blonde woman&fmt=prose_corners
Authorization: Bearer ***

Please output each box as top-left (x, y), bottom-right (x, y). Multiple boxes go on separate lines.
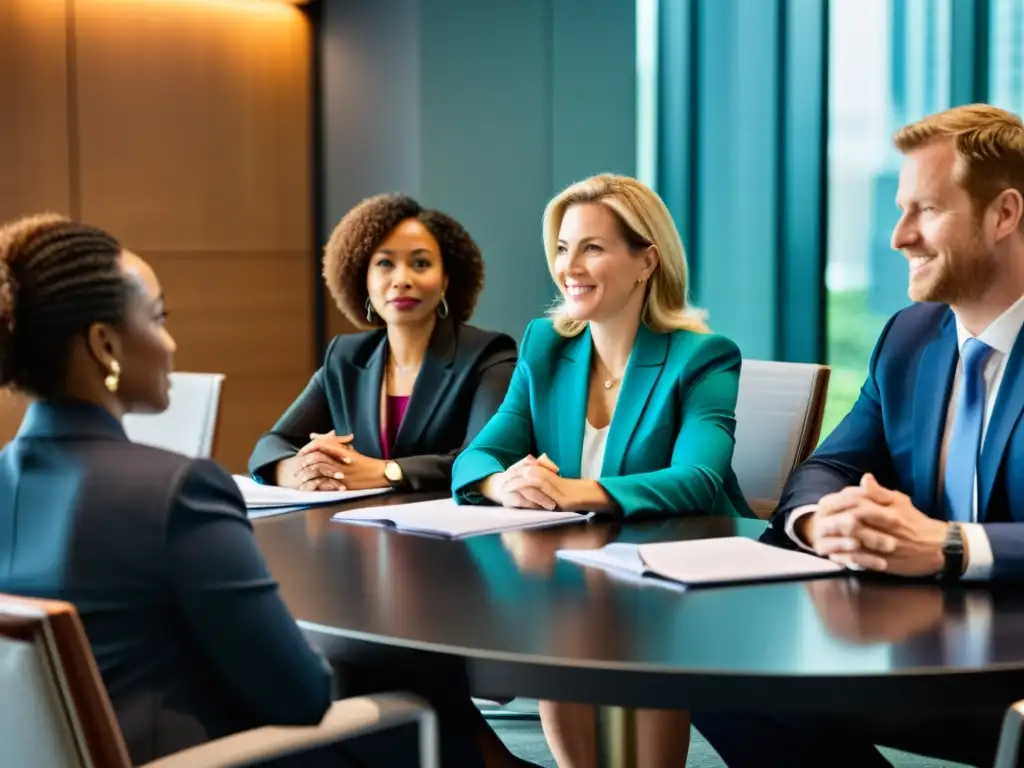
top-left (452, 174), bottom-right (753, 767)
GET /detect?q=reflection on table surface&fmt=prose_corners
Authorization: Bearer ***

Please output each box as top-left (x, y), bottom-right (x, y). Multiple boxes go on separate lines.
top-left (253, 497), bottom-right (1024, 677)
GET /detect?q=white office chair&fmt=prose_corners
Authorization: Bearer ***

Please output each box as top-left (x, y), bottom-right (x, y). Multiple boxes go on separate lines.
top-left (733, 360), bottom-right (831, 518)
top-left (123, 372), bottom-right (225, 458)
top-left (995, 700), bottom-right (1024, 767)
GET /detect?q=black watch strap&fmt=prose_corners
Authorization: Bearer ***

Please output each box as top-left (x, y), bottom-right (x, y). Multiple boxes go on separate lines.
top-left (941, 522), bottom-right (965, 581)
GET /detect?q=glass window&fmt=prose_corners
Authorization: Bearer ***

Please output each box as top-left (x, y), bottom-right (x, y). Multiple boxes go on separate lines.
top-left (823, 0), bottom-right (952, 439)
top-left (990, 0), bottom-right (1024, 115)
top-left (636, 0), bottom-right (660, 188)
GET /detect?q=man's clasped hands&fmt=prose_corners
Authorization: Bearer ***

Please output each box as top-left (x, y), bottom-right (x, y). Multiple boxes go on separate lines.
top-left (799, 473), bottom-right (958, 577)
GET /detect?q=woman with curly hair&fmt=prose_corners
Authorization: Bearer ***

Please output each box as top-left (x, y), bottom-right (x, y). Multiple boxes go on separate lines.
top-left (248, 193), bottom-right (518, 494)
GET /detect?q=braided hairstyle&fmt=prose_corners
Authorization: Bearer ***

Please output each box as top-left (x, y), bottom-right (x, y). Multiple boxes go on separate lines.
top-left (0, 214), bottom-right (128, 399)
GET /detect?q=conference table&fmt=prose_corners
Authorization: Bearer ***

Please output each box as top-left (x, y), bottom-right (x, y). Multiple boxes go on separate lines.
top-left (253, 492), bottom-right (1024, 767)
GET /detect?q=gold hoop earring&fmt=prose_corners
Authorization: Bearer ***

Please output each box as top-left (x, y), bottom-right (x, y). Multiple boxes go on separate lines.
top-left (365, 298), bottom-right (375, 323)
top-left (104, 360), bottom-right (121, 393)
top-left (437, 295), bottom-right (449, 320)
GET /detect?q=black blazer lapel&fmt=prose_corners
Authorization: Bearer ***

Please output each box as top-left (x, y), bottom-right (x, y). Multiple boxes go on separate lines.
top-left (911, 314), bottom-right (957, 517)
top-left (979, 327), bottom-right (1024, 519)
top-left (392, 318), bottom-right (456, 455)
top-left (353, 335), bottom-right (387, 457)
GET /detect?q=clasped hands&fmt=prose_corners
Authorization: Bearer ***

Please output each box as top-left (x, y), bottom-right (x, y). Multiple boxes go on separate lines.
top-left (800, 473), bottom-right (955, 577)
top-left (278, 431), bottom-right (388, 492)
top-left (482, 454), bottom-right (604, 512)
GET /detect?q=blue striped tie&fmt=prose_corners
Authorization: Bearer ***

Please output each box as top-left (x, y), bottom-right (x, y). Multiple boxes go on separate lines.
top-left (943, 338), bottom-right (994, 523)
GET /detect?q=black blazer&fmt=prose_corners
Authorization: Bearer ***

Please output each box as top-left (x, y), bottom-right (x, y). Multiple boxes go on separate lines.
top-left (248, 319), bottom-right (518, 489)
top-left (0, 401), bottom-right (334, 765)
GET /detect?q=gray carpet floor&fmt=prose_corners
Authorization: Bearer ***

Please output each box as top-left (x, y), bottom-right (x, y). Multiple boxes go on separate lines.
top-left (488, 706), bottom-right (972, 767)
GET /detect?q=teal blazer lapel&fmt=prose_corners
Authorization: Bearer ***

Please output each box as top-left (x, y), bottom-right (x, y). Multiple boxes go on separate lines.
top-left (555, 328), bottom-right (590, 479)
top-left (911, 315), bottom-right (957, 517)
top-left (602, 324), bottom-right (668, 476)
top-left (979, 327), bottom-right (1024, 519)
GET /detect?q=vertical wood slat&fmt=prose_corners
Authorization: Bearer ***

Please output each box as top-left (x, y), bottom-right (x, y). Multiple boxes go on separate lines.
top-left (0, 0), bottom-right (316, 472)
top-left (0, 0), bottom-right (72, 440)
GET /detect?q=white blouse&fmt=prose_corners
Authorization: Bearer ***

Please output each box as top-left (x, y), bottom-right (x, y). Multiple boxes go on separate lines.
top-left (581, 420), bottom-right (610, 480)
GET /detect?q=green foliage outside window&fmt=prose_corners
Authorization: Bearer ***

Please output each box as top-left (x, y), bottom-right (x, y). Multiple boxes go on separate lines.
top-left (821, 289), bottom-right (890, 442)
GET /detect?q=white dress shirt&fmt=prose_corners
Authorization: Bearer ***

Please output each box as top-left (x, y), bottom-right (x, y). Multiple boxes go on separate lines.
top-left (581, 420), bottom-right (610, 480)
top-left (786, 294), bottom-right (1024, 580)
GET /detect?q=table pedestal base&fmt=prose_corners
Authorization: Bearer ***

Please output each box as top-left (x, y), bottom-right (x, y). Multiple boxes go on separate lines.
top-left (597, 706), bottom-right (637, 768)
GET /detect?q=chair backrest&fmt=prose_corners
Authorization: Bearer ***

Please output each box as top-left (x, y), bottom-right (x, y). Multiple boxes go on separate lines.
top-left (733, 360), bottom-right (830, 518)
top-left (0, 594), bottom-right (132, 768)
top-left (123, 372), bottom-right (225, 458)
top-left (995, 699), bottom-right (1024, 768)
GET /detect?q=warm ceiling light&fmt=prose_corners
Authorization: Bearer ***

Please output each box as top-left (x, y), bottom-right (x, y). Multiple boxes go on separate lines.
top-left (111, 0), bottom-right (307, 11)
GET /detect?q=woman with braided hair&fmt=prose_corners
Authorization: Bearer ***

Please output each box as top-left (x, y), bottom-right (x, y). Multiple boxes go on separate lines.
top-left (0, 214), bottom-right (508, 767)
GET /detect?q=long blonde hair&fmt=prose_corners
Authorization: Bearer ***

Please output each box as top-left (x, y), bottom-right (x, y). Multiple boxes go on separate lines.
top-left (542, 174), bottom-right (708, 337)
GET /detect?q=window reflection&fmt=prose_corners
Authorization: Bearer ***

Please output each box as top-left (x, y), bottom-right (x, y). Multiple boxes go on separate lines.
top-left (824, 0), bottom-right (952, 438)
top-left (990, 0), bottom-right (1024, 115)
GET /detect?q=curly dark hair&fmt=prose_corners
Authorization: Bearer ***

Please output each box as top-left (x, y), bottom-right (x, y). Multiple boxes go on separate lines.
top-left (323, 193), bottom-right (485, 329)
top-left (0, 213), bottom-right (128, 398)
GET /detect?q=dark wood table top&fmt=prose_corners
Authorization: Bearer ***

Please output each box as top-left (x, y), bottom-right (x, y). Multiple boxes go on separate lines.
top-left (253, 494), bottom-right (1024, 713)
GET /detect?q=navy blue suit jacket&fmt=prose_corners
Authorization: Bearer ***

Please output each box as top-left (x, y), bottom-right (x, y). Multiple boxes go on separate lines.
top-left (771, 302), bottom-right (1024, 580)
top-left (0, 401), bottom-right (333, 764)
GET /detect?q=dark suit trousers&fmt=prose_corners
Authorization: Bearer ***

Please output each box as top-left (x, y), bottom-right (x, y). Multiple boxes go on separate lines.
top-left (691, 709), bottom-right (1005, 768)
top-left (255, 723), bottom-right (420, 768)
top-left (255, 658), bottom-right (485, 768)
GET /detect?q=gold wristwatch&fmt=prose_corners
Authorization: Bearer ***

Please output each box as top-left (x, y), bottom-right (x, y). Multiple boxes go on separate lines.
top-left (383, 460), bottom-right (405, 488)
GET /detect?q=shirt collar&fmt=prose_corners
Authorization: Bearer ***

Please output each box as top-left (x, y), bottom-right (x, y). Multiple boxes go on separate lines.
top-left (16, 400), bottom-right (127, 442)
top-left (954, 293), bottom-right (1024, 356)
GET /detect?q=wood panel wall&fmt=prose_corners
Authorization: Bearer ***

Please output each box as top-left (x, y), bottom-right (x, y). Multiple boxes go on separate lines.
top-left (0, 0), bottom-right (314, 472)
top-left (324, 285), bottom-right (360, 341)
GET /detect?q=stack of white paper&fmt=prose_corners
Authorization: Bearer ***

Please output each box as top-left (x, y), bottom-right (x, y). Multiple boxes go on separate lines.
top-left (331, 497), bottom-right (592, 539)
top-left (232, 475), bottom-right (390, 510)
top-left (557, 537), bottom-right (843, 588)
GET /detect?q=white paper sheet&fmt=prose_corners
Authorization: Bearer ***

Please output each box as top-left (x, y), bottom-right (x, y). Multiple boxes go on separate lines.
top-left (557, 543), bottom-right (687, 592)
top-left (232, 475), bottom-right (390, 509)
top-left (558, 542), bottom-right (649, 576)
top-left (331, 497), bottom-right (592, 539)
top-left (557, 537), bottom-right (843, 587)
top-left (246, 505), bottom-right (311, 519)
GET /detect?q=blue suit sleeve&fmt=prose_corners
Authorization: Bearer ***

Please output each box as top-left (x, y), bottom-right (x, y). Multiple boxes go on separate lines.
top-left (451, 322), bottom-right (538, 503)
top-left (979, 526), bottom-right (1024, 580)
top-left (599, 335), bottom-right (741, 516)
top-left (167, 459), bottom-right (334, 725)
top-left (770, 312), bottom-right (900, 535)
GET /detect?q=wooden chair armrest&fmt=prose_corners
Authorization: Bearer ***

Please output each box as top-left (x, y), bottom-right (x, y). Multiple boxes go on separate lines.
top-left (139, 692), bottom-right (437, 768)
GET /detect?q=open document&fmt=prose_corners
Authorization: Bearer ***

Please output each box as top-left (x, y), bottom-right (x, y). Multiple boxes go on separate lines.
top-left (331, 497), bottom-right (593, 539)
top-left (557, 537), bottom-right (843, 588)
top-left (232, 475), bottom-right (390, 510)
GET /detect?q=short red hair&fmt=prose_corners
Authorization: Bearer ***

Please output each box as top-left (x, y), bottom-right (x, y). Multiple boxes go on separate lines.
top-left (894, 104), bottom-right (1024, 227)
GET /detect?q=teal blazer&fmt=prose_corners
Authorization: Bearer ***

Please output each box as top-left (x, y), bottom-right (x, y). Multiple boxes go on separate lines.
top-left (451, 319), bottom-right (754, 518)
